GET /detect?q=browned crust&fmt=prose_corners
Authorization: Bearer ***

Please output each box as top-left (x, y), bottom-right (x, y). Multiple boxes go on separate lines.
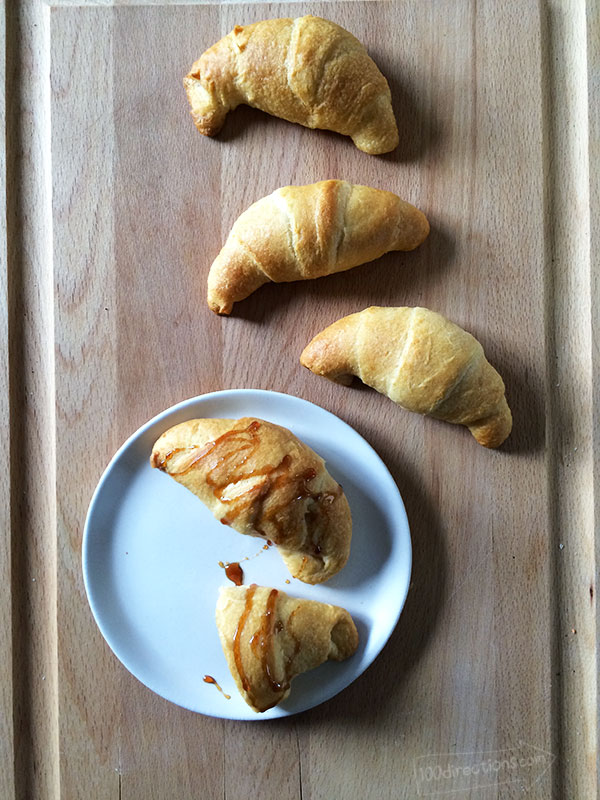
top-left (151, 417), bottom-right (352, 583)
top-left (216, 585), bottom-right (359, 711)
top-left (207, 180), bottom-right (429, 315)
top-left (300, 306), bottom-right (513, 448)
top-left (184, 15), bottom-right (399, 154)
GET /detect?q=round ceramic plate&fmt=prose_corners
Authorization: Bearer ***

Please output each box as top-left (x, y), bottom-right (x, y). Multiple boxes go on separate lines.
top-left (83, 389), bottom-right (412, 720)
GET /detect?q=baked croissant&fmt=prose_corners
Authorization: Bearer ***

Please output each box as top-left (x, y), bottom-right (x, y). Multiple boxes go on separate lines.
top-left (300, 306), bottom-right (512, 448)
top-left (184, 15), bottom-right (399, 154)
top-left (150, 417), bottom-right (351, 583)
top-left (216, 584), bottom-right (359, 712)
top-left (207, 180), bottom-right (429, 314)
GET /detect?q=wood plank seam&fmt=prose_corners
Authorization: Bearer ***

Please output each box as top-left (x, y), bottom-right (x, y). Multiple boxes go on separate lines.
top-left (587, 0), bottom-right (600, 792)
top-left (0, 0), bottom-right (16, 793)
top-left (47, 0), bottom-right (386, 6)
top-left (541, 1), bottom-right (597, 797)
top-left (5, 0), bottom-right (60, 798)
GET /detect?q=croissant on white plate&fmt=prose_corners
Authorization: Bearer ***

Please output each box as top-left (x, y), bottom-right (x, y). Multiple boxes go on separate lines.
top-left (300, 306), bottom-right (512, 448)
top-left (207, 180), bottom-right (429, 314)
top-left (184, 15), bottom-right (399, 154)
top-left (151, 417), bottom-right (351, 583)
top-left (216, 584), bottom-right (359, 712)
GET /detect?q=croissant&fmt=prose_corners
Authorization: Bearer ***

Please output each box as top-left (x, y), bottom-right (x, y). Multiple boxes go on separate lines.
top-left (216, 584), bottom-right (359, 712)
top-left (184, 15), bottom-right (398, 154)
top-left (150, 417), bottom-right (351, 583)
top-left (300, 306), bottom-right (512, 448)
top-left (207, 180), bottom-right (429, 314)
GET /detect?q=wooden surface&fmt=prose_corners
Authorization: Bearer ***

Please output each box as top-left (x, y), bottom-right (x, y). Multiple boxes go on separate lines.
top-left (3, 0), bottom-right (598, 798)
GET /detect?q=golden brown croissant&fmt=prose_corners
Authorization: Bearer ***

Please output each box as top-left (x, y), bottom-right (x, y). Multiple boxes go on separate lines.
top-left (300, 306), bottom-right (512, 448)
top-left (150, 417), bottom-right (351, 583)
top-left (207, 180), bottom-right (429, 315)
top-left (216, 584), bottom-right (359, 712)
top-left (184, 15), bottom-right (398, 154)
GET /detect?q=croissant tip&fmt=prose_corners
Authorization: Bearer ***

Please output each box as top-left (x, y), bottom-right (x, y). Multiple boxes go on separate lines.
top-left (150, 449), bottom-right (165, 469)
top-left (184, 73), bottom-right (226, 137)
top-left (470, 415), bottom-right (513, 449)
top-left (354, 139), bottom-right (398, 156)
top-left (190, 112), bottom-right (223, 138)
top-left (208, 298), bottom-right (232, 315)
top-left (352, 121), bottom-right (399, 155)
top-left (420, 214), bottom-right (431, 244)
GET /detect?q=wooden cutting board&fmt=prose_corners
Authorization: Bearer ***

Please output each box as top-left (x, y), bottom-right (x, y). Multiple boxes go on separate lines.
top-left (2, 0), bottom-right (598, 797)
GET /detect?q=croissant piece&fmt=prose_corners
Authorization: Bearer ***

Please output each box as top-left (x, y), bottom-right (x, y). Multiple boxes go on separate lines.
top-left (151, 417), bottom-right (351, 583)
top-left (207, 180), bottom-right (429, 315)
top-left (184, 15), bottom-right (399, 154)
top-left (216, 584), bottom-right (359, 712)
top-left (300, 306), bottom-right (512, 448)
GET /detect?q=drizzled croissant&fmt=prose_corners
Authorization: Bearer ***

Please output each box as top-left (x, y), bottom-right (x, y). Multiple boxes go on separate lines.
top-left (184, 15), bottom-right (398, 154)
top-left (207, 180), bottom-right (429, 314)
top-left (300, 306), bottom-right (512, 448)
top-left (216, 584), bottom-right (359, 712)
top-left (150, 417), bottom-right (351, 583)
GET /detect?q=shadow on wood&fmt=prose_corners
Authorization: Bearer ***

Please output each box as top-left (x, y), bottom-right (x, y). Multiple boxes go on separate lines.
top-left (469, 324), bottom-right (545, 456)
top-left (224, 220), bottom-right (456, 323)
top-left (296, 436), bottom-right (447, 728)
top-left (374, 51), bottom-right (444, 165)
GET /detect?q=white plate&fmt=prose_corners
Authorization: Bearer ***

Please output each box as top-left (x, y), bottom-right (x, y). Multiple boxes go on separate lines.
top-left (83, 389), bottom-right (412, 720)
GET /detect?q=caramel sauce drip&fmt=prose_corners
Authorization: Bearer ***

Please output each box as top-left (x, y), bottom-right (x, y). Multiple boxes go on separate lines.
top-left (153, 420), bottom-right (261, 474)
top-left (233, 584), bottom-right (258, 701)
top-left (203, 675), bottom-right (231, 700)
top-left (251, 595), bottom-right (303, 711)
top-left (154, 421), bottom-right (342, 558)
top-left (285, 608), bottom-right (302, 669)
top-left (250, 589), bottom-right (284, 697)
top-left (225, 562), bottom-right (243, 586)
top-left (232, 587), bottom-right (306, 712)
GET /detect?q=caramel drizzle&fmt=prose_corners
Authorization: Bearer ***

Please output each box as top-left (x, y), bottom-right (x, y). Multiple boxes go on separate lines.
top-left (233, 584), bottom-right (257, 701)
top-left (233, 586), bottom-right (304, 712)
top-left (250, 589), bottom-right (282, 695)
top-left (154, 421), bottom-right (341, 555)
top-left (255, 605), bottom-right (302, 712)
top-left (153, 421), bottom-right (261, 476)
top-left (203, 675), bottom-right (231, 700)
top-left (285, 608), bottom-right (302, 670)
top-left (224, 561), bottom-right (243, 586)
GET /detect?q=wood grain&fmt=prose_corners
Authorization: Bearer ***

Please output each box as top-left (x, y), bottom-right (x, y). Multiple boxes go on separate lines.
top-left (3, 0), bottom-right (598, 798)
top-left (4, 0), bottom-right (60, 798)
top-left (1, 4), bottom-right (14, 798)
top-left (542, 3), bottom-right (598, 796)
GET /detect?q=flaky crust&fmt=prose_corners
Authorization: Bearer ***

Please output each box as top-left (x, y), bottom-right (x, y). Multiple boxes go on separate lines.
top-left (207, 180), bottom-right (429, 314)
top-left (150, 417), bottom-right (351, 583)
top-left (300, 306), bottom-right (512, 448)
top-left (216, 585), bottom-right (358, 712)
top-left (184, 15), bottom-right (399, 154)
